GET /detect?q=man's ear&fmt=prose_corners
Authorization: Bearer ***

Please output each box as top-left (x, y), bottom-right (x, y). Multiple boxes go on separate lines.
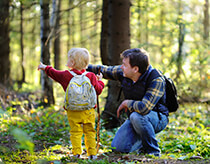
top-left (133, 66), bottom-right (139, 73)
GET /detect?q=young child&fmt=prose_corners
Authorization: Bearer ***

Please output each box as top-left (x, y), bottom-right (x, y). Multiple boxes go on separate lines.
top-left (38, 48), bottom-right (104, 159)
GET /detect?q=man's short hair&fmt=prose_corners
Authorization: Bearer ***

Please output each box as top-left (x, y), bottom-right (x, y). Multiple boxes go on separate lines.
top-left (121, 48), bottom-right (150, 74)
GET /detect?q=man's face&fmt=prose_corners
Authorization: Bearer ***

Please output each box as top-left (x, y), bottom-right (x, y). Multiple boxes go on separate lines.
top-left (120, 57), bottom-right (136, 79)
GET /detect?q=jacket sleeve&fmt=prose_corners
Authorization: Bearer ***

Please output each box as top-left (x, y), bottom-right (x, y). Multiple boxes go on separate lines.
top-left (45, 66), bottom-right (71, 91)
top-left (86, 72), bottom-right (105, 95)
top-left (87, 64), bottom-right (124, 81)
top-left (127, 77), bottom-right (165, 115)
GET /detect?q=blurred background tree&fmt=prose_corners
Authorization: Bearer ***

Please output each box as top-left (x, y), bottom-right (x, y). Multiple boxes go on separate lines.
top-left (0, 0), bottom-right (209, 127)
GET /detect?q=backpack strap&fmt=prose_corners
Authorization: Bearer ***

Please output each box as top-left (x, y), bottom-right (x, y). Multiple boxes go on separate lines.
top-left (69, 71), bottom-right (77, 76)
top-left (146, 69), bottom-right (162, 87)
top-left (146, 69), bottom-right (165, 120)
top-left (69, 71), bottom-right (88, 76)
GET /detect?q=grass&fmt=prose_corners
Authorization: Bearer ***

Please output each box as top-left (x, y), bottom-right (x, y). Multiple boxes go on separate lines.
top-left (0, 96), bottom-right (209, 163)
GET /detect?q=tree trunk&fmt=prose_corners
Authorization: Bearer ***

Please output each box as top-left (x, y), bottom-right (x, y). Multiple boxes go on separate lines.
top-left (0, 0), bottom-right (10, 85)
top-left (51, 0), bottom-right (61, 69)
top-left (20, 1), bottom-right (25, 84)
top-left (203, 0), bottom-right (209, 45)
top-left (101, 0), bottom-right (130, 129)
top-left (80, 4), bottom-right (84, 47)
top-left (160, 1), bottom-right (165, 61)
top-left (40, 0), bottom-right (55, 105)
top-left (137, 0), bottom-right (142, 44)
top-left (145, 0), bottom-right (149, 49)
top-left (176, 0), bottom-right (185, 81)
top-left (100, 0), bottom-right (109, 65)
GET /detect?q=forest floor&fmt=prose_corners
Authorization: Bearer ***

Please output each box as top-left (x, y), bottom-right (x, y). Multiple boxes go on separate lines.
top-left (0, 85), bottom-right (209, 163)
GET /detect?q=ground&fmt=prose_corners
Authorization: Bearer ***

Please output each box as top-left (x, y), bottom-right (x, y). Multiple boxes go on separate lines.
top-left (0, 85), bottom-right (209, 163)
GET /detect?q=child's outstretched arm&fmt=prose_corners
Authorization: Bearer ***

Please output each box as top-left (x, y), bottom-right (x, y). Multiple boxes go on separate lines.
top-left (38, 62), bottom-right (47, 71)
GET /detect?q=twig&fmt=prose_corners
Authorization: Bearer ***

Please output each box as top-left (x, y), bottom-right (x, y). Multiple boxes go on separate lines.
top-left (96, 67), bottom-right (101, 153)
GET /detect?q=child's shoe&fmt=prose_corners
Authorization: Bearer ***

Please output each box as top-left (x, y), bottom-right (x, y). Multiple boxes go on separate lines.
top-left (73, 154), bottom-right (80, 159)
top-left (88, 155), bottom-right (97, 160)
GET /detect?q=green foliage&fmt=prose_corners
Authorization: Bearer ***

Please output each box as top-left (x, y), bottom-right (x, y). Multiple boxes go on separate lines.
top-left (157, 103), bottom-right (210, 160)
top-left (11, 128), bottom-right (34, 153)
top-left (1, 100), bottom-right (209, 163)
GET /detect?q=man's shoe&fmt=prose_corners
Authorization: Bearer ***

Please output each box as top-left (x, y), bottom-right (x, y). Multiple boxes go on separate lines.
top-left (88, 155), bottom-right (97, 160)
top-left (148, 153), bottom-right (161, 157)
top-left (138, 148), bottom-right (146, 155)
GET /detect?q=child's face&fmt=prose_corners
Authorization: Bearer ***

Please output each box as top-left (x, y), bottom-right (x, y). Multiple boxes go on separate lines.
top-left (66, 57), bottom-right (74, 69)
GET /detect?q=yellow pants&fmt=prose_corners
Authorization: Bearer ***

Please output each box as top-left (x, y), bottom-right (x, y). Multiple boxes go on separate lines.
top-left (67, 108), bottom-right (97, 156)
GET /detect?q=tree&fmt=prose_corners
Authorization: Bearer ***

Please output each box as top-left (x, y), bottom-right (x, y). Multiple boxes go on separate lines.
top-left (100, 0), bottom-right (109, 65)
top-left (51, 0), bottom-right (61, 69)
top-left (0, 0), bottom-right (10, 85)
top-left (175, 0), bottom-right (185, 81)
top-left (203, 0), bottom-right (209, 45)
top-left (101, 0), bottom-right (130, 129)
top-left (20, 1), bottom-right (25, 84)
top-left (40, 0), bottom-right (55, 105)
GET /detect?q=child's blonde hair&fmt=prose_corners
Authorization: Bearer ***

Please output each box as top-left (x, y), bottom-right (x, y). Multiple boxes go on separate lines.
top-left (68, 48), bottom-right (90, 70)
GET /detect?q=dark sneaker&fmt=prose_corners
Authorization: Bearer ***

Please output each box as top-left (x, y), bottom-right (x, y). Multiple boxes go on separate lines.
top-left (73, 154), bottom-right (80, 159)
top-left (148, 153), bottom-right (161, 157)
top-left (88, 155), bottom-right (97, 160)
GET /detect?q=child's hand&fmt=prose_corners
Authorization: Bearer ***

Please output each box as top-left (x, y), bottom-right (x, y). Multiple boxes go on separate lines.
top-left (96, 73), bottom-right (103, 81)
top-left (38, 62), bottom-right (47, 71)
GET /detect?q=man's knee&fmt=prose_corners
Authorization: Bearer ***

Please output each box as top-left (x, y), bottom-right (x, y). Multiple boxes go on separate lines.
top-left (130, 112), bottom-right (149, 131)
top-left (111, 139), bottom-right (130, 153)
top-left (130, 112), bottom-right (146, 123)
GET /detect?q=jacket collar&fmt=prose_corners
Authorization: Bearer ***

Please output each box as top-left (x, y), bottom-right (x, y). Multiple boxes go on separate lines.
top-left (70, 68), bottom-right (86, 75)
top-left (138, 65), bottom-right (153, 81)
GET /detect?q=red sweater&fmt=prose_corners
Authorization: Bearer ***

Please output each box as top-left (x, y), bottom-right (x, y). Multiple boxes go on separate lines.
top-left (45, 66), bottom-right (104, 95)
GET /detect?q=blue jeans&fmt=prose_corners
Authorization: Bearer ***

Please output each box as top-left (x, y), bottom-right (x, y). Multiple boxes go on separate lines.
top-left (111, 111), bottom-right (168, 154)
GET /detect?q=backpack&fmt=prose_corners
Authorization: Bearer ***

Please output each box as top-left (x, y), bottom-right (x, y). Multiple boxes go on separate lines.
top-left (164, 76), bottom-right (179, 112)
top-left (148, 69), bottom-right (179, 113)
top-left (64, 71), bottom-right (97, 111)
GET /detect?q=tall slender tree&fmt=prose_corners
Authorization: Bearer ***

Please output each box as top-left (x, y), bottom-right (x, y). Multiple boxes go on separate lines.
top-left (40, 0), bottom-right (55, 105)
top-left (51, 0), bottom-right (61, 69)
top-left (176, 0), bottom-right (185, 81)
top-left (101, 0), bottom-right (130, 129)
top-left (0, 0), bottom-right (10, 85)
top-left (80, 3), bottom-right (85, 47)
top-left (100, 0), bottom-right (109, 65)
top-left (20, 1), bottom-right (25, 83)
top-left (203, 0), bottom-right (209, 45)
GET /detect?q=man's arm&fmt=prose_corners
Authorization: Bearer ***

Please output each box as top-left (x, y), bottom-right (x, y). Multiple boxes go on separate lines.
top-left (119, 77), bottom-right (165, 115)
top-left (87, 64), bottom-right (124, 81)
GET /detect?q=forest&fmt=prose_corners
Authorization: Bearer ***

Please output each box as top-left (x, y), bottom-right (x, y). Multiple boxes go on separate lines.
top-left (0, 0), bottom-right (209, 163)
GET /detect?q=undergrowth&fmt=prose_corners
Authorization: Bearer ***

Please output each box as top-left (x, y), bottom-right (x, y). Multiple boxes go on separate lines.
top-left (0, 96), bottom-right (209, 163)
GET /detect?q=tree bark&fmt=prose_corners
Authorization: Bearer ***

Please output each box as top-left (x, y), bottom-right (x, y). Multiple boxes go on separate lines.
top-left (0, 0), bottom-right (10, 85)
top-left (101, 0), bottom-right (130, 129)
top-left (176, 0), bottom-right (185, 81)
top-left (203, 0), bottom-right (209, 45)
top-left (20, 1), bottom-right (25, 83)
top-left (51, 0), bottom-right (61, 69)
top-left (137, 0), bottom-right (142, 44)
top-left (40, 0), bottom-right (55, 105)
top-left (80, 4), bottom-right (84, 47)
top-left (100, 0), bottom-right (109, 65)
